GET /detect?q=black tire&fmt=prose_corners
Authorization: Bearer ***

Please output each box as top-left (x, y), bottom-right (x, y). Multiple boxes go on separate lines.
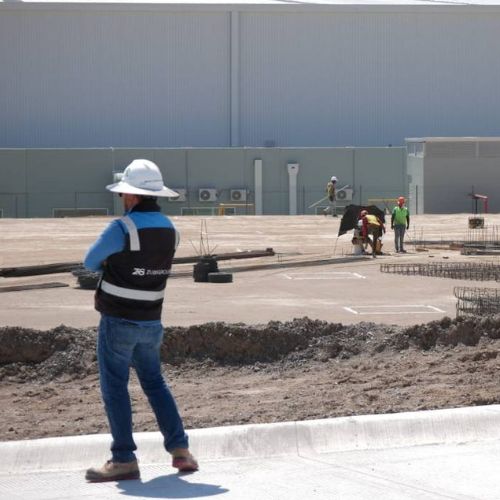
top-left (78, 273), bottom-right (100, 290)
top-left (208, 272), bottom-right (233, 283)
top-left (200, 256), bottom-right (219, 273)
top-left (193, 262), bottom-right (211, 282)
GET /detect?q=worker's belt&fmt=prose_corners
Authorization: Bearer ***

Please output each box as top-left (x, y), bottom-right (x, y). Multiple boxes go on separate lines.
top-left (100, 280), bottom-right (165, 301)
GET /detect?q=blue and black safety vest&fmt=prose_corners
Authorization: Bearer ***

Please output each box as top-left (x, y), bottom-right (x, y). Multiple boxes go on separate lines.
top-left (95, 201), bottom-right (178, 321)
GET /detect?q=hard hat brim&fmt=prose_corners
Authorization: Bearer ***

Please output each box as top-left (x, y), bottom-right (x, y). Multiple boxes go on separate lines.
top-left (106, 181), bottom-right (179, 198)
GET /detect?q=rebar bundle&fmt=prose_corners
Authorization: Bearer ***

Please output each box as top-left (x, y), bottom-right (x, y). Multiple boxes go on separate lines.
top-left (454, 286), bottom-right (500, 316)
top-left (461, 225), bottom-right (500, 255)
top-left (380, 262), bottom-right (500, 281)
top-left (464, 225), bottom-right (500, 247)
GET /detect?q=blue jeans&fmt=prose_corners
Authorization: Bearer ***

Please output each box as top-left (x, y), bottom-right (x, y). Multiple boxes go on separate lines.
top-left (98, 314), bottom-right (189, 463)
top-left (394, 224), bottom-right (406, 252)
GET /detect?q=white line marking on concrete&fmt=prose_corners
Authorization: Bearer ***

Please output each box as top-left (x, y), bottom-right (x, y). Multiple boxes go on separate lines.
top-left (343, 307), bottom-right (359, 315)
top-left (283, 272), bottom-right (366, 280)
top-left (425, 305), bottom-right (447, 313)
top-left (343, 304), bottom-right (446, 315)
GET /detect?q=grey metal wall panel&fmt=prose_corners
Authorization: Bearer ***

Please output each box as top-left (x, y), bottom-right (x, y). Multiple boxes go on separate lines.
top-left (151, 149), bottom-right (188, 190)
top-left (407, 154), bottom-right (424, 214)
top-left (239, 12), bottom-right (500, 147)
top-left (0, 194), bottom-right (26, 218)
top-left (425, 158), bottom-right (499, 213)
top-left (109, 149), bottom-right (160, 175)
top-left (24, 149), bottom-right (113, 216)
top-left (25, 149), bottom-right (112, 192)
top-left (0, 147), bottom-right (406, 217)
top-left (3, 8), bottom-right (500, 149)
top-left (0, 148), bottom-right (28, 216)
top-left (406, 138), bottom-right (500, 213)
top-left (353, 148), bottom-right (407, 204)
top-left (0, 150), bottom-right (27, 193)
top-left (0, 11), bottom-right (229, 148)
top-left (186, 149), bottom-right (246, 200)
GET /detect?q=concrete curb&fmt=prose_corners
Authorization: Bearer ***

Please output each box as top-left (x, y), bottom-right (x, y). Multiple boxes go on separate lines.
top-left (1, 405), bottom-right (499, 474)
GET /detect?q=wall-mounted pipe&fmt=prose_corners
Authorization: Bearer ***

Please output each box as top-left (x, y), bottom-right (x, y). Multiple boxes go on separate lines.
top-left (287, 163), bottom-right (299, 215)
top-left (254, 159), bottom-right (263, 215)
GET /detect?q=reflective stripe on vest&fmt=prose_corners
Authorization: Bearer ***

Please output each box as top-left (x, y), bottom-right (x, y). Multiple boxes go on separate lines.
top-left (120, 216), bottom-right (140, 251)
top-left (175, 229), bottom-right (180, 250)
top-left (100, 280), bottom-right (165, 301)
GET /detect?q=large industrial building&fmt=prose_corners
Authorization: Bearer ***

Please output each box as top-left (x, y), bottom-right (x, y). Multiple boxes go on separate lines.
top-left (1, 0), bottom-right (499, 216)
top-left (1, 0), bottom-right (500, 149)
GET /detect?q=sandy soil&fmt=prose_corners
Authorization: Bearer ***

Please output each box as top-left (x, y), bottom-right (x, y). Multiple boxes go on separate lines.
top-left (1, 316), bottom-right (499, 441)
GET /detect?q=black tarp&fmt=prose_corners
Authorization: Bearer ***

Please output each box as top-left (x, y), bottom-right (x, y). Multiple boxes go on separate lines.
top-left (338, 204), bottom-right (386, 236)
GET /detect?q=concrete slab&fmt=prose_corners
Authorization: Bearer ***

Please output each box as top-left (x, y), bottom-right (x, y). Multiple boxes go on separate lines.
top-left (1, 406), bottom-right (499, 500)
top-left (1, 214), bottom-right (499, 329)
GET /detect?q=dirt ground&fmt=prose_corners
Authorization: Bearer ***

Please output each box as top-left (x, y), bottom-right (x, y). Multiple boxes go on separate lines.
top-left (1, 215), bottom-right (500, 443)
top-left (1, 316), bottom-right (500, 442)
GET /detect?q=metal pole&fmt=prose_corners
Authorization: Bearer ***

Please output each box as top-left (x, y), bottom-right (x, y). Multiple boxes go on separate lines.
top-left (186, 150), bottom-right (190, 209)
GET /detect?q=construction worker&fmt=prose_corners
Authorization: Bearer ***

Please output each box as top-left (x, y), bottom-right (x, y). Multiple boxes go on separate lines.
top-left (83, 159), bottom-right (198, 482)
top-left (359, 209), bottom-right (385, 258)
top-left (323, 176), bottom-right (338, 217)
top-left (391, 196), bottom-right (410, 253)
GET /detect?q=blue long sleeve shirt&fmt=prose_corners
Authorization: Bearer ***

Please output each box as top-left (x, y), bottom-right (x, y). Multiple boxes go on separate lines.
top-left (84, 219), bottom-right (126, 272)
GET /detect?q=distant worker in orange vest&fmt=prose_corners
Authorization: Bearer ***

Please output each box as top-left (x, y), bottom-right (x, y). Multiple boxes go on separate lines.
top-left (359, 209), bottom-right (385, 258)
top-left (323, 176), bottom-right (338, 217)
top-left (391, 196), bottom-right (410, 253)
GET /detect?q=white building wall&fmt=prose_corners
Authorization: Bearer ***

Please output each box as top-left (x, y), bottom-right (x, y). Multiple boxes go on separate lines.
top-left (239, 11), bottom-right (500, 147)
top-left (0, 10), bottom-right (230, 147)
top-left (1, 6), bottom-right (500, 148)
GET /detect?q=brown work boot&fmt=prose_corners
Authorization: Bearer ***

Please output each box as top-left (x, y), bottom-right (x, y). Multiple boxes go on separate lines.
top-left (85, 459), bottom-right (140, 482)
top-left (171, 448), bottom-right (199, 472)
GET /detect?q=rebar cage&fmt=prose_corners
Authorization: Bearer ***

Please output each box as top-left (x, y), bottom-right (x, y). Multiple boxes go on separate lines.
top-left (380, 262), bottom-right (500, 282)
top-left (454, 286), bottom-right (500, 316)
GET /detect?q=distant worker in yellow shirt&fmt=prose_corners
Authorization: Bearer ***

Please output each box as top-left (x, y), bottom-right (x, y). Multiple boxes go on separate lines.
top-left (323, 176), bottom-right (338, 217)
top-left (391, 196), bottom-right (410, 253)
top-left (359, 210), bottom-right (385, 258)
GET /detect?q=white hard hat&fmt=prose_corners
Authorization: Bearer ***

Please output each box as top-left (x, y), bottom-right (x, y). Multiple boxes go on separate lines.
top-left (106, 159), bottom-right (179, 198)
top-left (330, 176), bottom-right (338, 182)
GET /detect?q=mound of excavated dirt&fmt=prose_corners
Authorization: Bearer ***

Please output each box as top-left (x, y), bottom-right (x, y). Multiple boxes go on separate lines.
top-left (1, 316), bottom-right (500, 383)
top-left (1, 316), bottom-right (500, 441)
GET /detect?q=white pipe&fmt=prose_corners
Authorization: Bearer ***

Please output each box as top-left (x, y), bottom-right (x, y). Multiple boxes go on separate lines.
top-left (287, 163), bottom-right (299, 215)
top-left (254, 159), bottom-right (263, 215)
top-left (230, 11), bottom-right (240, 146)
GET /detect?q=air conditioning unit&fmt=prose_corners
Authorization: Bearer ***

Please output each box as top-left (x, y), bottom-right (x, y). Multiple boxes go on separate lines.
top-left (199, 188), bottom-right (218, 202)
top-left (337, 188), bottom-right (353, 202)
top-left (230, 189), bottom-right (247, 202)
top-left (168, 189), bottom-right (187, 202)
